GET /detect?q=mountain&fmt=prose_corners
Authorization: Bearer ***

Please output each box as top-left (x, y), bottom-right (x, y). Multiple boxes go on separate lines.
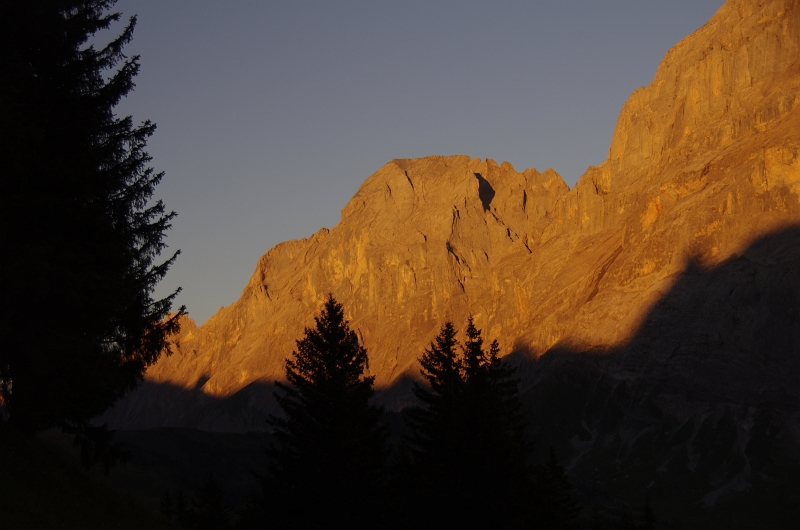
top-left (103, 0), bottom-right (800, 523)
top-left (105, 0), bottom-right (800, 433)
top-left (522, 225), bottom-right (800, 525)
top-left (103, 0), bottom-right (791, 409)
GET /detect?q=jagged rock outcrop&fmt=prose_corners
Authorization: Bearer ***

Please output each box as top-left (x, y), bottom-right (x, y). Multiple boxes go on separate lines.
top-left (105, 0), bottom-right (800, 435)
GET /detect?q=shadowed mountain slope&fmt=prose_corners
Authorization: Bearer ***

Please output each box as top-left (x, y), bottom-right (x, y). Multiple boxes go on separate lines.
top-left (0, 424), bottom-right (176, 530)
top-left (522, 225), bottom-right (800, 528)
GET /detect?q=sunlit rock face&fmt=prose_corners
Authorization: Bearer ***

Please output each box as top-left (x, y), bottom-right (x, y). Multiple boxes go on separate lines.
top-left (136, 157), bottom-right (571, 415)
top-left (106, 0), bottom-right (800, 433)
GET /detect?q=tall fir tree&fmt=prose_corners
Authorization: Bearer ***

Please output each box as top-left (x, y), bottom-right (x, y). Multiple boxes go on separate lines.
top-left (533, 447), bottom-right (579, 529)
top-left (253, 295), bottom-right (388, 529)
top-left (402, 318), bottom-right (536, 528)
top-left (0, 1), bottom-right (182, 462)
top-left (462, 318), bottom-right (536, 524)
top-left (402, 322), bottom-right (461, 484)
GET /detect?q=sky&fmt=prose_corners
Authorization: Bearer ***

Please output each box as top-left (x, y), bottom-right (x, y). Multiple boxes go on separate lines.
top-left (110, 0), bottom-right (725, 325)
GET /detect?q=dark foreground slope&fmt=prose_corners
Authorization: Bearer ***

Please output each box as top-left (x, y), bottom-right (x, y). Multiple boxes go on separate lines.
top-left (0, 424), bottom-right (176, 530)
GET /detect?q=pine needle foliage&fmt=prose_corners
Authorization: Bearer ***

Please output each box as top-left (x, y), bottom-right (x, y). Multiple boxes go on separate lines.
top-left (258, 295), bottom-right (388, 529)
top-left (0, 0), bottom-right (182, 447)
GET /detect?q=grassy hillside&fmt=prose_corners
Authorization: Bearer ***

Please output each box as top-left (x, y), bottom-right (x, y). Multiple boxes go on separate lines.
top-left (0, 423), bottom-right (177, 530)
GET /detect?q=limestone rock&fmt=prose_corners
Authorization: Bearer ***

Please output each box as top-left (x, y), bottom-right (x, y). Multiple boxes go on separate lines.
top-left (106, 0), bottom-right (800, 432)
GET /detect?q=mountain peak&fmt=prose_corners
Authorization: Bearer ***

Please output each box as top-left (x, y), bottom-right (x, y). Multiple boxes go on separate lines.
top-left (106, 0), bottom-right (800, 433)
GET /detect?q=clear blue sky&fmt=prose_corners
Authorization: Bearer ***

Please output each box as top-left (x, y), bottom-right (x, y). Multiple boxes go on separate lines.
top-left (111, 0), bottom-right (724, 325)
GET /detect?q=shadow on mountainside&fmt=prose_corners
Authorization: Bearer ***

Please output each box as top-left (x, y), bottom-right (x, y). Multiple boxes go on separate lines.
top-left (100, 378), bottom-right (280, 433)
top-left (474, 172), bottom-right (496, 211)
top-left (518, 225), bottom-right (800, 529)
top-left (34, 426), bottom-right (273, 515)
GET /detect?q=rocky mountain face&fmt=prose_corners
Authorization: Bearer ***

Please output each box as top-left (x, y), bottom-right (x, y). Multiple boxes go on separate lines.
top-left (522, 223), bottom-right (800, 525)
top-left (106, 0), bottom-right (800, 522)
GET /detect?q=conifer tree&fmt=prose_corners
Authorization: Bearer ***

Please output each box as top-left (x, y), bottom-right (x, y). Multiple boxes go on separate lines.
top-left (533, 447), bottom-right (579, 529)
top-left (403, 318), bottom-right (535, 528)
top-left (462, 318), bottom-right (535, 524)
top-left (0, 0), bottom-right (182, 451)
top-left (403, 321), bottom-right (461, 480)
top-left (256, 295), bottom-right (388, 529)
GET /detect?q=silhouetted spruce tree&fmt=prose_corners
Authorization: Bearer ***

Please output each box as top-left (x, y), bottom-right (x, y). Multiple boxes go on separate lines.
top-left (254, 295), bottom-right (388, 529)
top-left (397, 321), bottom-right (462, 527)
top-left (402, 318), bottom-right (536, 528)
top-left (533, 447), bottom-right (579, 529)
top-left (0, 0), bottom-right (182, 464)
